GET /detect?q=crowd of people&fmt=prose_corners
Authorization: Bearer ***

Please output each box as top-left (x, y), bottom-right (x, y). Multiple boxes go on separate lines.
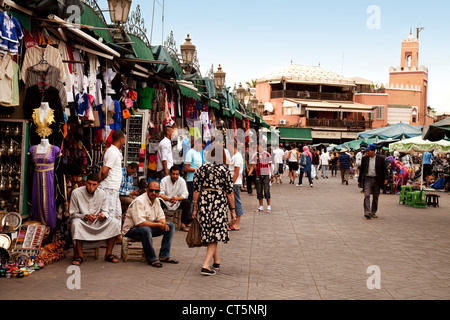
top-left (66, 129), bottom-right (449, 275)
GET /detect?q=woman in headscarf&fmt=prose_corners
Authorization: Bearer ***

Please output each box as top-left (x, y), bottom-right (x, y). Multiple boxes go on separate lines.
top-left (387, 156), bottom-right (409, 194)
top-left (298, 146), bottom-right (313, 187)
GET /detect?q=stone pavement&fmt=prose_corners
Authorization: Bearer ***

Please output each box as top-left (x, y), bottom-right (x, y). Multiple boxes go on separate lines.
top-left (1, 174), bottom-right (450, 300)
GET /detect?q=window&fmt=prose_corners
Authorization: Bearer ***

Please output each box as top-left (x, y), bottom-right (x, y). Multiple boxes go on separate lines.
top-left (376, 106), bottom-right (385, 120)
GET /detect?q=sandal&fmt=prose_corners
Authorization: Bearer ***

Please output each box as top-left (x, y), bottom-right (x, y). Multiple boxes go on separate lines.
top-left (160, 257), bottom-right (179, 264)
top-left (149, 260), bottom-right (163, 268)
top-left (72, 257), bottom-right (84, 266)
top-left (104, 254), bottom-right (120, 263)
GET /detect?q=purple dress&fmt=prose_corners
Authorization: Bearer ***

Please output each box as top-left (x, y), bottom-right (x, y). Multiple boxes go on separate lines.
top-left (30, 145), bottom-right (61, 230)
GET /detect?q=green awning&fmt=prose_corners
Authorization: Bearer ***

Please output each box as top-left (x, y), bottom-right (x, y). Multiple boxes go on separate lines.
top-left (208, 99), bottom-right (221, 110)
top-left (177, 83), bottom-right (199, 99)
top-left (278, 128), bottom-right (313, 142)
top-left (152, 45), bottom-right (184, 78)
top-left (128, 34), bottom-right (155, 61)
top-left (80, 4), bottom-right (113, 43)
top-left (223, 108), bottom-right (232, 117)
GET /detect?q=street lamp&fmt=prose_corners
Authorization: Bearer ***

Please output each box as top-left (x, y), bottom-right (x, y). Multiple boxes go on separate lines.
top-left (236, 83), bottom-right (246, 102)
top-left (214, 64), bottom-right (226, 89)
top-left (108, 0), bottom-right (133, 25)
top-left (180, 34), bottom-right (196, 73)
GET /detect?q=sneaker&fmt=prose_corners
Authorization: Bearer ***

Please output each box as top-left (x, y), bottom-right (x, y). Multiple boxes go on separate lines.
top-left (201, 268), bottom-right (216, 276)
top-left (310, 184), bottom-right (313, 187)
top-left (256, 206), bottom-right (264, 212)
top-left (296, 184), bottom-right (302, 187)
top-left (266, 206), bottom-right (271, 213)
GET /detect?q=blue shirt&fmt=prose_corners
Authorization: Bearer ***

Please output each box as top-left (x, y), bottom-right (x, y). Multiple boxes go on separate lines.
top-left (339, 153), bottom-right (352, 169)
top-left (423, 152), bottom-right (433, 165)
top-left (185, 149), bottom-right (203, 182)
top-left (119, 167), bottom-right (134, 196)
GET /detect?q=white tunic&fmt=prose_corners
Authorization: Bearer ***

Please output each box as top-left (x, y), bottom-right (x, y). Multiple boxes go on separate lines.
top-left (69, 186), bottom-right (121, 242)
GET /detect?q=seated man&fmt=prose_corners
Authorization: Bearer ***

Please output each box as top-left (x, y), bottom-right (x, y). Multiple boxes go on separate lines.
top-left (122, 181), bottom-right (178, 268)
top-left (119, 162), bottom-right (140, 214)
top-left (159, 165), bottom-right (192, 232)
top-left (69, 173), bottom-right (121, 265)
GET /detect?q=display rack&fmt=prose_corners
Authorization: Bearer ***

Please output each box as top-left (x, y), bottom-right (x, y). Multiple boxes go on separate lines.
top-left (0, 119), bottom-right (29, 218)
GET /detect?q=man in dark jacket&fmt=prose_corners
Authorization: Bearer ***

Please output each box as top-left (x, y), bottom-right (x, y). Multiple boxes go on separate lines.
top-left (358, 144), bottom-right (388, 219)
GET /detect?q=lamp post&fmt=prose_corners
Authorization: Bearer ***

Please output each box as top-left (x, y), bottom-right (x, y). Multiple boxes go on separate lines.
top-left (108, 0), bottom-right (133, 41)
top-left (214, 64), bottom-right (226, 89)
top-left (236, 83), bottom-right (246, 102)
top-left (108, 0), bottom-right (133, 25)
top-left (180, 34), bottom-right (196, 73)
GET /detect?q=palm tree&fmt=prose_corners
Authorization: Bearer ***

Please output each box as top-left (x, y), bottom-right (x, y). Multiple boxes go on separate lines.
top-left (246, 79), bottom-right (257, 88)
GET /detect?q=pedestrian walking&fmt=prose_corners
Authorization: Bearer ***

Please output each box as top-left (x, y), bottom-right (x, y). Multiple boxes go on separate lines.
top-left (297, 146), bottom-right (313, 187)
top-left (338, 149), bottom-right (352, 185)
top-left (273, 146), bottom-right (285, 184)
top-left (287, 143), bottom-right (300, 184)
top-left (320, 151), bottom-right (331, 179)
top-left (249, 143), bottom-right (274, 213)
top-left (331, 152), bottom-right (339, 177)
top-left (192, 147), bottom-right (236, 276)
top-left (358, 144), bottom-right (388, 219)
top-left (229, 140), bottom-right (244, 231)
top-left (311, 149), bottom-right (320, 180)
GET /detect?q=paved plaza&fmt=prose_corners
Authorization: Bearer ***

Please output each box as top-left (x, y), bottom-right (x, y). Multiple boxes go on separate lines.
top-left (1, 174), bottom-right (449, 301)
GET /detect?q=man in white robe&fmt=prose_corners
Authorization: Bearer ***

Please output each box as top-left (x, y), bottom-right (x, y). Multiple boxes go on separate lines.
top-left (69, 173), bottom-right (121, 265)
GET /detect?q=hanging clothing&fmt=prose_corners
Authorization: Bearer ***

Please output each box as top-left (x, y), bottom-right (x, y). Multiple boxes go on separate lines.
top-left (0, 12), bottom-right (23, 55)
top-left (136, 86), bottom-right (155, 110)
top-left (29, 145), bottom-right (61, 230)
top-left (1, 60), bottom-right (20, 107)
top-left (25, 65), bottom-right (68, 108)
top-left (21, 45), bottom-right (67, 84)
top-left (0, 53), bottom-right (14, 104)
top-left (57, 41), bottom-right (74, 103)
top-left (96, 99), bottom-right (122, 131)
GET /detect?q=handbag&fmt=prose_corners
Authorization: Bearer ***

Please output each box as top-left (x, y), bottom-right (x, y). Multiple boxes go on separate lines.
top-left (122, 108), bottom-right (131, 119)
top-left (186, 218), bottom-right (205, 248)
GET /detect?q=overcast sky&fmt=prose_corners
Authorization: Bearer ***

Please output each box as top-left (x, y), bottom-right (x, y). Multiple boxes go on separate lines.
top-left (99, 0), bottom-right (450, 113)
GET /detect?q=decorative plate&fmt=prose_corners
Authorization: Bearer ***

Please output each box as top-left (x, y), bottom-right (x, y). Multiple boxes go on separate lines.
top-left (0, 234), bottom-right (11, 250)
top-left (1, 212), bottom-right (22, 231)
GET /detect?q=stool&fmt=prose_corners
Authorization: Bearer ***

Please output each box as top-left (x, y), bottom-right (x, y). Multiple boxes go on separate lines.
top-left (163, 209), bottom-right (182, 229)
top-left (426, 194), bottom-right (440, 207)
top-left (399, 185), bottom-right (413, 204)
top-left (413, 191), bottom-right (427, 209)
top-left (84, 248), bottom-right (99, 260)
top-left (121, 236), bottom-right (145, 262)
top-left (405, 192), bottom-right (415, 206)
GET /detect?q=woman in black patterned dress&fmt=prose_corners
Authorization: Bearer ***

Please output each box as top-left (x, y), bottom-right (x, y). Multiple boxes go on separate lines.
top-left (192, 146), bottom-right (236, 276)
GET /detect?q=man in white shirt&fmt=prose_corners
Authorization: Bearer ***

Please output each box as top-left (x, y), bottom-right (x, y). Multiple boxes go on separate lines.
top-left (157, 126), bottom-right (175, 178)
top-left (320, 151), bottom-right (331, 179)
top-left (159, 165), bottom-right (191, 231)
top-left (229, 140), bottom-right (244, 231)
top-left (273, 146), bottom-right (285, 184)
top-left (122, 181), bottom-right (178, 268)
top-left (99, 130), bottom-right (126, 251)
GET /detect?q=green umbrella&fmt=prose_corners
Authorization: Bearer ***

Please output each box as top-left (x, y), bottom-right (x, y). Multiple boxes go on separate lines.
top-left (422, 118), bottom-right (450, 142)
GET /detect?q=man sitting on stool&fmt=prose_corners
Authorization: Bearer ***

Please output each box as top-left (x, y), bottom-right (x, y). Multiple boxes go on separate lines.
top-left (122, 181), bottom-right (178, 268)
top-left (69, 173), bottom-right (121, 265)
top-left (159, 165), bottom-right (192, 232)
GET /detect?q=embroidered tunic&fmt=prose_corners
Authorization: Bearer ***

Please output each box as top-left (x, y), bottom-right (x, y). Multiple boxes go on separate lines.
top-left (0, 12), bottom-right (23, 55)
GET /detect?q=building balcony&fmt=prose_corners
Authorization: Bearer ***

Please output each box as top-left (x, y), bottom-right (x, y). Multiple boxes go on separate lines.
top-left (271, 90), bottom-right (353, 102)
top-left (306, 119), bottom-right (373, 131)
